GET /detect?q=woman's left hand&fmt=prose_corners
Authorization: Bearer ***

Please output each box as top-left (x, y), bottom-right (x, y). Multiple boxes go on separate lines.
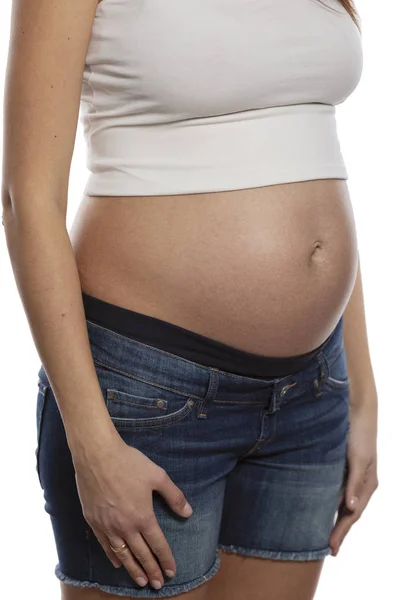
top-left (329, 388), bottom-right (379, 556)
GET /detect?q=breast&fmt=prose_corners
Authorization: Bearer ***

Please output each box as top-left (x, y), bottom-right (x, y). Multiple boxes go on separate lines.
top-left (74, 0), bottom-right (361, 354)
top-left (79, 0), bottom-right (363, 197)
top-left (82, 0), bottom-right (363, 123)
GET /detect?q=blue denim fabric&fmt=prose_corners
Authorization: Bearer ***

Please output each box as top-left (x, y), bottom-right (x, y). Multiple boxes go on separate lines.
top-left (35, 315), bottom-right (350, 598)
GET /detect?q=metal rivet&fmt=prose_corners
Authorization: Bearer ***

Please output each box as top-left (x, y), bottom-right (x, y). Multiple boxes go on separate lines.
top-left (280, 382), bottom-right (298, 397)
top-left (157, 399), bottom-right (165, 408)
top-left (188, 399), bottom-right (194, 407)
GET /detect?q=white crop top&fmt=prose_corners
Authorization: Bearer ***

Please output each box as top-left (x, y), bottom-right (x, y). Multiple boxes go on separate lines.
top-left (79, 0), bottom-right (363, 196)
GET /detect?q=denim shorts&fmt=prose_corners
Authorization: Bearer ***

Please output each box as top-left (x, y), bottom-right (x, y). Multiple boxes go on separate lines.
top-left (36, 315), bottom-right (350, 598)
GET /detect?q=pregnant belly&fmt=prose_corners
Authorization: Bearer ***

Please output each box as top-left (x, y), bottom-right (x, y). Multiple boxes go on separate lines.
top-left (71, 179), bottom-right (359, 357)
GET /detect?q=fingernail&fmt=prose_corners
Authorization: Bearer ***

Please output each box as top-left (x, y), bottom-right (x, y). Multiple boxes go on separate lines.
top-left (136, 577), bottom-right (147, 587)
top-left (151, 580), bottom-right (162, 589)
top-left (349, 496), bottom-right (359, 508)
top-left (183, 502), bottom-right (193, 516)
top-left (165, 569), bottom-right (175, 578)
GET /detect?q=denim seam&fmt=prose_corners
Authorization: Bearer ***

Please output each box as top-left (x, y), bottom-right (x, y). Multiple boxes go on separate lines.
top-left (87, 319), bottom-right (213, 372)
top-left (208, 370), bottom-right (282, 383)
top-left (239, 412), bottom-right (277, 458)
top-left (217, 543), bottom-right (331, 561)
top-left (87, 320), bottom-right (294, 385)
top-left (217, 336), bottom-right (336, 382)
top-left (108, 399), bottom-right (196, 430)
top-left (321, 343), bottom-right (350, 393)
top-left (258, 412), bottom-right (277, 448)
top-left (107, 391), bottom-right (168, 411)
top-left (197, 368), bottom-right (219, 418)
top-left (88, 316), bottom-right (341, 385)
top-left (323, 345), bottom-right (345, 379)
top-left (54, 551), bottom-right (220, 597)
top-left (326, 375), bottom-right (349, 384)
top-left (108, 400), bottom-right (167, 411)
top-left (94, 359), bottom-right (205, 401)
top-left (325, 376), bottom-right (350, 388)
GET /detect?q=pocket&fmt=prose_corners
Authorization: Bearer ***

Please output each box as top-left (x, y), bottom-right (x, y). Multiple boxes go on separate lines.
top-left (35, 380), bottom-right (48, 489)
top-left (324, 345), bottom-right (350, 390)
top-left (106, 388), bottom-right (197, 431)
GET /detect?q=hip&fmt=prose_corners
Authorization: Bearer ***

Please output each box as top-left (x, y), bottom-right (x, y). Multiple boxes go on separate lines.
top-left (35, 311), bottom-right (351, 581)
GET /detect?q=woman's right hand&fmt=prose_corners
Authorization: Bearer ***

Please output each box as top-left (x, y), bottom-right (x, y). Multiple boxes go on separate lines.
top-left (73, 436), bottom-right (193, 589)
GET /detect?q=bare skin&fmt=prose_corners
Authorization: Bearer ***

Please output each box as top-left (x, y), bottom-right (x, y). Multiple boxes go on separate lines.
top-left (71, 178), bottom-right (359, 357)
top-left (61, 580), bottom-right (209, 600)
top-left (208, 553), bottom-right (324, 600)
top-left (61, 555), bottom-right (323, 600)
top-left (63, 177), bottom-right (358, 600)
top-left (2, 2), bottom-right (363, 600)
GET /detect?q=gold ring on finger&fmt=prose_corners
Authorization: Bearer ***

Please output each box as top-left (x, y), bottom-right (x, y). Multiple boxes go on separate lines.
top-left (110, 542), bottom-right (128, 553)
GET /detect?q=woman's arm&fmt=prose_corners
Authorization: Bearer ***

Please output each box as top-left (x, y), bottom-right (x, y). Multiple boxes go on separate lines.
top-left (1, 0), bottom-right (120, 459)
top-left (329, 250), bottom-right (379, 555)
top-left (2, 3), bottom-right (192, 585)
top-left (342, 251), bottom-right (378, 405)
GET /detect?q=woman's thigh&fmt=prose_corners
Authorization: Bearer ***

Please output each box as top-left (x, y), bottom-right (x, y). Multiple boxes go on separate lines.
top-left (36, 316), bottom-right (348, 599)
top-left (61, 581), bottom-right (210, 600)
top-left (208, 553), bottom-right (324, 600)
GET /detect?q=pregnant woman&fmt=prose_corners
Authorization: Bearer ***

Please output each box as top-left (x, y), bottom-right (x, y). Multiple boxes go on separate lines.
top-left (2, 1), bottom-right (378, 599)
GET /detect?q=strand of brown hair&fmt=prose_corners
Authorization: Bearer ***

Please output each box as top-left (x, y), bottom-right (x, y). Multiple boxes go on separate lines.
top-left (320, 0), bottom-right (360, 30)
top-left (339, 0), bottom-right (359, 25)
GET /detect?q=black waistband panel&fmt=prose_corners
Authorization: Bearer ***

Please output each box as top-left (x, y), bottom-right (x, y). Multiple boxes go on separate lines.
top-left (82, 291), bottom-right (332, 379)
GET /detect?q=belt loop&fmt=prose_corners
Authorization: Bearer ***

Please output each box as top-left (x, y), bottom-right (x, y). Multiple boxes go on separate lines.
top-left (313, 351), bottom-right (329, 398)
top-left (196, 367), bottom-right (219, 419)
top-left (271, 380), bottom-right (281, 413)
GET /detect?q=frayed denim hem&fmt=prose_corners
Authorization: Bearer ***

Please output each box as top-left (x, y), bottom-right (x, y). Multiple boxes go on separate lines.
top-left (217, 543), bottom-right (332, 561)
top-left (55, 552), bottom-right (220, 598)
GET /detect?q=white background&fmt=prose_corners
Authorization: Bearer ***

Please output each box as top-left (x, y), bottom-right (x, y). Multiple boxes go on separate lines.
top-left (0, 2), bottom-right (399, 599)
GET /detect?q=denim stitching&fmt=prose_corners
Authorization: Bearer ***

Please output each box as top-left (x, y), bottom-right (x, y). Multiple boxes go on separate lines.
top-left (196, 369), bottom-right (219, 418)
top-left (88, 316), bottom-right (340, 385)
top-left (251, 413), bottom-right (277, 455)
top-left (323, 345), bottom-right (350, 389)
top-left (108, 398), bottom-right (168, 411)
top-left (108, 398), bottom-right (196, 430)
top-left (215, 343), bottom-right (330, 383)
top-left (87, 319), bottom-right (212, 371)
top-left (54, 551), bottom-right (221, 597)
top-left (217, 543), bottom-right (331, 561)
top-left (87, 320), bottom-right (290, 385)
top-left (323, 345), bottom-right (343, 378)
top-left (94, 358), bottom-right (204, 401)
top-left (107, 390), bottom-right (168, 411)
top-left (205, 370), bottom-right (283, 383)
top-left (239, 413), bottom-right (277, 458)
top-left (326, 376), bottom-right (350, 386)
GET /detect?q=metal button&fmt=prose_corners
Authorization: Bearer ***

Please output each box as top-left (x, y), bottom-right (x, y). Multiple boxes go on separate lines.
top-left (280, 384), bottom-right (290, 397)
top-left (157, 399), bottom-right (166, 408)
top-left (280, 382), bottom-right (298, 397)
